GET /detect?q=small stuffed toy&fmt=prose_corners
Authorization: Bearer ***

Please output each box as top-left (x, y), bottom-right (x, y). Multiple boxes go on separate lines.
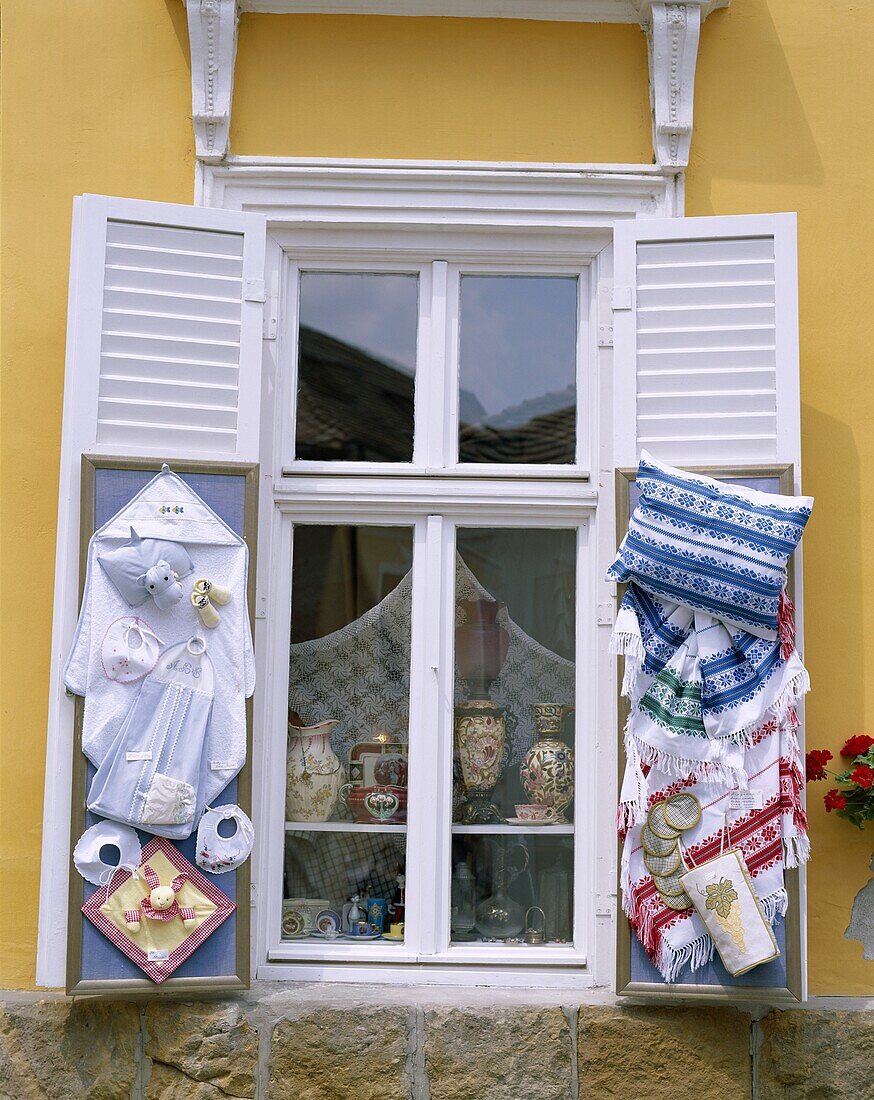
top-left (124, 865), bottom-right (197, 932)
top-left (137, 560), bottom-right (184, 611)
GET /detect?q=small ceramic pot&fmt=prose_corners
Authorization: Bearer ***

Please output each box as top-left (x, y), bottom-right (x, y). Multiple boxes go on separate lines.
top-left (341, 784), bottom-right (408, 824)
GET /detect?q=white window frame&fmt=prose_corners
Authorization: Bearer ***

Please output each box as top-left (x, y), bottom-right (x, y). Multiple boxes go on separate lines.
top-left (203, 158), bottom-right (678, 988)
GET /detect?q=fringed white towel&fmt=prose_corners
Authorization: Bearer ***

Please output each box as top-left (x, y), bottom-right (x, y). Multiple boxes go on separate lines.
top-left (614, 583), bottom-right (810, 825)
top-left (620, 715), bottom-right (809, 982)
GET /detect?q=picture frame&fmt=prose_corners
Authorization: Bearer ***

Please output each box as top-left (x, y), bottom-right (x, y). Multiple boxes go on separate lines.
top-left (613, 462), bottom-right (804, 1003)
top-left (66, 454), bottom-right (258, 995)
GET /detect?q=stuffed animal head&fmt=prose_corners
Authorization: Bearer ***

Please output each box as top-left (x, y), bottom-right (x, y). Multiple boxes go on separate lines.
top-left (143, 865), bottom-right (187, 909)
top-left (139, 560), bottom-right (176, 596)
top-left (137, 560), bottom-right (183, 610)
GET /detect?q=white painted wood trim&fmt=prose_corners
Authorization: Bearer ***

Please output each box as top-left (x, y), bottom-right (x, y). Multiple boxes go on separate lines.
top-left (200, 159), bottom-right (682, 222)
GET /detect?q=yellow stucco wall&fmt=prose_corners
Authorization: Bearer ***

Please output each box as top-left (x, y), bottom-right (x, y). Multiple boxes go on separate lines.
top-left (2, 1), bottom-right (872, 995)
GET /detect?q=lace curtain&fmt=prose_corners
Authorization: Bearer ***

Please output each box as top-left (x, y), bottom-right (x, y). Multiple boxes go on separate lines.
top-left (289, 555), bottom-right (575, 765)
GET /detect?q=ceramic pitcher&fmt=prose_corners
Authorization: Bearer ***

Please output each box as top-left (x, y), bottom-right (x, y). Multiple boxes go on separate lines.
top-left (286, 719), bottom-right (345, 822)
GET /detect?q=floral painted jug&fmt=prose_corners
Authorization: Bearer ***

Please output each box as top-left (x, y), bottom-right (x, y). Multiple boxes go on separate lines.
top-left (286, 718), bottom-right (345, 823)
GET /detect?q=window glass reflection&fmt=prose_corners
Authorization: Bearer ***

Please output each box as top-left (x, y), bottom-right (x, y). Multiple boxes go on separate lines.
top-left (458, 275), bottom-right (578, 464)
top-left (296, 272), bottom-right (418, 462)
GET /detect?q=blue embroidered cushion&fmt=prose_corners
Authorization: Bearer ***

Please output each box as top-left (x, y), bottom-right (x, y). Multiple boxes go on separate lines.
top-left (607, 452), bottom-right (813, 637)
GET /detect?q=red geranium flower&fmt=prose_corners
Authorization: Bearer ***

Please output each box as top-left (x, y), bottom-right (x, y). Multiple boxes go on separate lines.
top-left (824, 789), bottom-right (847, 812)
top-left (805, 749), bottom-right (833, 782)
top-left (850, 764), bottom-right (874, 790)
top-left (841, 734), bottom-right (874, 758)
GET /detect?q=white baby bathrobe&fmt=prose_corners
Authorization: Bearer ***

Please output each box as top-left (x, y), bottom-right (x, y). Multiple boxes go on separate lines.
top-left (65, 466), bottom-right (255, 834)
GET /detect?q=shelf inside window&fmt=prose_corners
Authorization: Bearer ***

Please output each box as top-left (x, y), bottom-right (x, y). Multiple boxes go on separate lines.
top-left (285, 821), bottom-right (407, 833)
top-left (451, 824), bottom-right (573, 835)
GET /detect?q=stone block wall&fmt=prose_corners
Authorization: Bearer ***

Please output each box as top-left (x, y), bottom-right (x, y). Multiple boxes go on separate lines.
top-left (0, 987), bottom-right (872, 1099)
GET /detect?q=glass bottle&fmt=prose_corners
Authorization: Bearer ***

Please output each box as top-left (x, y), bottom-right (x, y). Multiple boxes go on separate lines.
top-left (450, 861), bottom-right (477, 940)
top-left (475, 840), bottom-right (526, 940)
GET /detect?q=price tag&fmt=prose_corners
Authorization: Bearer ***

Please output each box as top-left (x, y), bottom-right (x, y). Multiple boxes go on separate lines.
top-left (728, 789), bottom-right (765, 812)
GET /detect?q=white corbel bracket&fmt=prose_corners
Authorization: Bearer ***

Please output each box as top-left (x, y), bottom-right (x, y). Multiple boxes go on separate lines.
top-left (637, 0), bottom-right (726, 169)
top-left (185, 0), bottom-right (239, 163)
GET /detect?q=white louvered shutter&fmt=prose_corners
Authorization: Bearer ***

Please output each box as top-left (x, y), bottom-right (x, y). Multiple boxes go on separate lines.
top-left (613, 213), bottom-right (800, 469)
top-left (63, 194), bottom-right (267, 462)
top-left (36, 195), bottom-right (267, 988)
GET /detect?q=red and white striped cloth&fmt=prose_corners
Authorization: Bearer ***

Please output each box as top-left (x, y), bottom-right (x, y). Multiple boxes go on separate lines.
top-left (620, 713), bottom-right (809, 982)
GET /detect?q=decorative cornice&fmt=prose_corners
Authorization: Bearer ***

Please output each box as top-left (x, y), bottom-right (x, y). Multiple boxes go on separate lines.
top-left (181, 0), bottom-right (727, 167)
top-left (184, 0), bottom-right (239, 163)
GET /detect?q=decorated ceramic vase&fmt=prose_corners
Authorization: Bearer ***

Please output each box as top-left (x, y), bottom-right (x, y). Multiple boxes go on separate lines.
top-left (455, 700), bottom-right (506, 823)
top-left (286, 719), bottom-right (345, 822)
top-left (519, 703), bottom-right (575, 823)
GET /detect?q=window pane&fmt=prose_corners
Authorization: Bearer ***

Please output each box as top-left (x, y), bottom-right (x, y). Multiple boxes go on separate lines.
top-left (285, 525), bottom-right (413, 944)
top-left (296, 272), bottom-right (418, 462)
top-left (452, 527), bottom-right (576, 945)
top-left (458, 275), bottom-right (577, 464)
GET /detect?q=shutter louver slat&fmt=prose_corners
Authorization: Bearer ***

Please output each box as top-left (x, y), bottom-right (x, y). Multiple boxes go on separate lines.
top-left (97, 217), bottom-right (248, 454)
top-left (614, 214), bottom-right (798, 468)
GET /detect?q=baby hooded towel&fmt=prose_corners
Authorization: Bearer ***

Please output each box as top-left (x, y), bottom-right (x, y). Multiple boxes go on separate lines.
top-left (65, 466), bottom-right (254, 814)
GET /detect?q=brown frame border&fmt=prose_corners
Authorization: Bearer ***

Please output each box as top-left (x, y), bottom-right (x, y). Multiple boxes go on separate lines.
top-left (66, 454), bottom-right (259, 997)
top-left (614, 463), bottom-right (804, 1003)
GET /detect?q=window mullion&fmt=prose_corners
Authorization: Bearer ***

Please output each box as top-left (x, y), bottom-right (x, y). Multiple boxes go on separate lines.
top-left (404, 514), bottom-right (449, 956)
top-left (418, 260), bottom-right (449, 469)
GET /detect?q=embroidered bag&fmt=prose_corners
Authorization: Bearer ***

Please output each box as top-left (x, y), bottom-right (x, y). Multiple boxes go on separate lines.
top-left (679, 820), bottom-right (780, 977)
top-left (607, 452), bottom-right (813, 638)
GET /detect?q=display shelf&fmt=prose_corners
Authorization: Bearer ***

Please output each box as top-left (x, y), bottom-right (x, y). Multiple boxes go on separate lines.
top-left (451, 823), bottom-right (574, 836)
top-left (285, 821), bottom-right (407, 833)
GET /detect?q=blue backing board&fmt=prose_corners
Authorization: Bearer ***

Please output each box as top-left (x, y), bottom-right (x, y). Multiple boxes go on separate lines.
top-left (79, 468), bottom-right (247, 982)
top-left (625, 473), bottom-right (793, 990)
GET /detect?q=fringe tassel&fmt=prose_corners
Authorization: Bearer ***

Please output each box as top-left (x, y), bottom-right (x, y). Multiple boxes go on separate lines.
top-left (657, 933), bottom-right (715, 984)
top-left (711, 667), bottom-right (811, 749)
top-left (759, 887), bottom-right (790, 923)
top-left (778, 586), bottom-right (796, 661)
top-left (609, 607), bottom-right (644, 659)
top-left (617, 734), bottom-right (649, 832)
top-left (630, 736), bottom-right (749, 791)
top-left (783, 832), bottom-right (811, 869)
top-left (621, 656), bottom-right (644, 701)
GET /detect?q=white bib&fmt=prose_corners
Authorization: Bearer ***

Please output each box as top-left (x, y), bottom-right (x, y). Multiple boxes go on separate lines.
top-left (73, 821), bottom-right (142, 886)
top-left (196, 804), bottom-right (254, 874)
top-left (101, 617), bottom-right (163, 684)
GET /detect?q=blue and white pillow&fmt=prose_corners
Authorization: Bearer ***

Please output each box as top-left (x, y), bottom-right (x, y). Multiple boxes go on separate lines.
top-left (607, 452), bottom-right (813, 637)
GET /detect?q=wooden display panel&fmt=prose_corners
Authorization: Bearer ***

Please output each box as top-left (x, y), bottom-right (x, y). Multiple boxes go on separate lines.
top-left (66, 455), bottom-right (258, 995)
top-left (614, 463), bottom-right (804, 1003)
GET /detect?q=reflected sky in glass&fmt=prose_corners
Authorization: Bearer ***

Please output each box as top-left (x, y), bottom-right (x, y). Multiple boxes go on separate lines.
top-left (300, 272), bottom-right (417, 373)
top-left (296, 272), bottom-right (418, 462)
top-left (458, 275), bottom-right (578, 464)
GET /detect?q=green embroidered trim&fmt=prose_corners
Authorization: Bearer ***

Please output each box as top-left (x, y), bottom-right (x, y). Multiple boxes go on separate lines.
top-left (639, 669), bottom-right (707, 737)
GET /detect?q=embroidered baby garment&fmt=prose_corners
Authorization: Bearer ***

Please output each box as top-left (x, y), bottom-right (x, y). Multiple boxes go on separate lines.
top-left (64, 466), bottom-right (255, 806)
top-left (87, 638), bottom-right (215, 839)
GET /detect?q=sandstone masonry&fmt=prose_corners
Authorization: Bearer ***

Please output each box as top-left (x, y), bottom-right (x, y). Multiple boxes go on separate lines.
top-left (0, 988), bottom-right (872, 1099)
